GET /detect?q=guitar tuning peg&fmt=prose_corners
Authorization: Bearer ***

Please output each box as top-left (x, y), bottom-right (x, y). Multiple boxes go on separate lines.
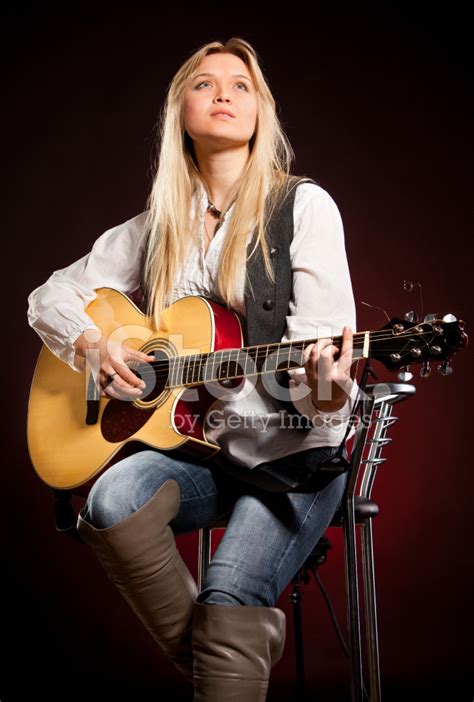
top-left (404, 310), bottom-right (418, 322)
top-left (424, 313), bottom-right (437, 322)
top-left (438, 361), bottom-right (453, 376)
top-left (420, 362), bottom-right (431, 378)
top-left (397, 366), bottom-right (413, 381)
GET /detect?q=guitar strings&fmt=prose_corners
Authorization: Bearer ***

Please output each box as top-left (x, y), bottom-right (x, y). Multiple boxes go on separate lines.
top-left (129, 328), bottom-right (438, 373)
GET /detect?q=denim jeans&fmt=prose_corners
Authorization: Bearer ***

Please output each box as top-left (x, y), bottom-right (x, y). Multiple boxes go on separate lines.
top-left (82, 447), bottom-right (347, 607)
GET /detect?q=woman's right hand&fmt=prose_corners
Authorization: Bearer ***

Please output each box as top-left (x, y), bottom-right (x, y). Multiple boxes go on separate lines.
top-left (73, 329), bottom-right (155, 400)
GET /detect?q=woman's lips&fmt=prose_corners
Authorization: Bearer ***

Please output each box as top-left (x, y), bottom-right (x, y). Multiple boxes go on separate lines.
top-left (211, 112), bottom-right (234, 119)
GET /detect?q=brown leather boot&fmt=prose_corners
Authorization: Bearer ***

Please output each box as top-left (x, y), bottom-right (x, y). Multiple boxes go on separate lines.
top-left (191, 601), bottom-right (286, 701)
top-left (76, 479), bottom-right (197, 682)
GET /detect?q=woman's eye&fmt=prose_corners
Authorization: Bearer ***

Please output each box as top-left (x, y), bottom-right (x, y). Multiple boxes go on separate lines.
top-left (195, 81), bottom-right (248, 91)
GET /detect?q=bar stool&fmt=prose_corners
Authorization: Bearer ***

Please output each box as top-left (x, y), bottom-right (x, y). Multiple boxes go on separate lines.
top-left (197, 382), bottom-right (416, 702)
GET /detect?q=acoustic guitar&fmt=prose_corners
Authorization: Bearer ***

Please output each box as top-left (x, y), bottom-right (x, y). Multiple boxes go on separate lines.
top-left (27, 287), bottom-right (467, 490)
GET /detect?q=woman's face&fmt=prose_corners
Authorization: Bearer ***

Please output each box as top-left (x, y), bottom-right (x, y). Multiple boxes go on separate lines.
top-left (183, 53), bottom-right (258, 151)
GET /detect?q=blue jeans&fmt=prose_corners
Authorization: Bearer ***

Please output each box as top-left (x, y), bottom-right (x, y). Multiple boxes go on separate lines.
top-left (82, 448), bottom-right (347, 607)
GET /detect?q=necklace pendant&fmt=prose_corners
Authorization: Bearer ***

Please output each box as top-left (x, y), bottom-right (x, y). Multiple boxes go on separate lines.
top-left (207, 198), bottom-right (222, 219)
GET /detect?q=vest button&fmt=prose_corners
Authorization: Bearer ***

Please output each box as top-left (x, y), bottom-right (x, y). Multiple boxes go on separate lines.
top-left (262, 299), bottom-right (274, 311)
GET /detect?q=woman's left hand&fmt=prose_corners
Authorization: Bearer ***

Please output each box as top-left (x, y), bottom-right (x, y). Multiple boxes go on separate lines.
top-left (303, 326), bottom-right (354, 413)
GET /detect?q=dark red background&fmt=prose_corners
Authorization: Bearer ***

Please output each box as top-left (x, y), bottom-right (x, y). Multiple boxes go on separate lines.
top-left (5, 4), bottom-right (473, 700)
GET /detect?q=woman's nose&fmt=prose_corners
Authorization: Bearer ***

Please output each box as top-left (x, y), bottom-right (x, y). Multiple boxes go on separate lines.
top-left (214, 87), bottom-right (231, 102)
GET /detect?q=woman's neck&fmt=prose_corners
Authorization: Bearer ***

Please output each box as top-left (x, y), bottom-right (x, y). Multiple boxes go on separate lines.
top-left (194, 143), bottom-right (249, 211)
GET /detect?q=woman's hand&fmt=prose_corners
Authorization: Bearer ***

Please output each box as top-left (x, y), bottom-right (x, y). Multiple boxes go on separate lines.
top-left (74, 329), bottom-right (155, 400)
top-left (302, 326), bottom-right (354, 413)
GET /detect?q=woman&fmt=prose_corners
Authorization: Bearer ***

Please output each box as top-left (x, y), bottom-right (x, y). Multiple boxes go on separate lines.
top-left (27, 37), bottom-right (357, 701)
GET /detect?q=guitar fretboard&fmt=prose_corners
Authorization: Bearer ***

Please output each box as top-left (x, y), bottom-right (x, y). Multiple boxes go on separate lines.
top-left (165, 332), bottom-right (369, 388)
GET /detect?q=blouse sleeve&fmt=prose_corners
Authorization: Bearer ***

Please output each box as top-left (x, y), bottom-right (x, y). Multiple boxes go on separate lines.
top-left (282, 183), bottom-right (359, 425)
top-left (27, 211), bottom-right (149, 372)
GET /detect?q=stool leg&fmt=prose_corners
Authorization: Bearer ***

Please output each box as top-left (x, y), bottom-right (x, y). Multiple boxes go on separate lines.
top-left (198, 527), bottom-right (212, 592)
top-left (362, 520), bottom-right (381, 701)
top-left (343, 501), bottom-right (364, 702)
top-left (289, 575), bottom-right (305, 697)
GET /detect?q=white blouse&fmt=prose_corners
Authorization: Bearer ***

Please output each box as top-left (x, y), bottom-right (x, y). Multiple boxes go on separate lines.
top-left (27, 180), bottom-right (359, 477)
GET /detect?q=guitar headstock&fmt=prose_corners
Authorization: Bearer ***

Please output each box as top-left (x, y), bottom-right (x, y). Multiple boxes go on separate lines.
top-left (369, 314), bottom-right (468, 378)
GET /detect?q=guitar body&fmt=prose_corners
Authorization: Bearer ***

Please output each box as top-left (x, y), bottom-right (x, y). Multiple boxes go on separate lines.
top-left (27, 288), bottom-right (244, 490)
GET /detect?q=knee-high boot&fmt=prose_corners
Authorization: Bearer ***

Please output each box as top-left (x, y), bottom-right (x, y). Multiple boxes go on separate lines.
top-left (76, 479), bottom-right (197, 682)
top-left (191, 601), bottom-right (286, 701)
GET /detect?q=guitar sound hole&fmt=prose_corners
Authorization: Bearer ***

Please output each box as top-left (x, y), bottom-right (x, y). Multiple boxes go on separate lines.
top-left (136, 352), bottom-right (169, 402)
top-left (100, 352), bottom-right (170, 443)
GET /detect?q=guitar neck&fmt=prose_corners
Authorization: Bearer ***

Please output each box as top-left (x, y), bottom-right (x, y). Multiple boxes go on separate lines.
top-left (166, 331), bottom-right (370, 388)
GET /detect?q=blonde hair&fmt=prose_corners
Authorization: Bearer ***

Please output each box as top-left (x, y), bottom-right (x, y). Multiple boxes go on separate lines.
top-left (143, 36), bottom-right (304, 330)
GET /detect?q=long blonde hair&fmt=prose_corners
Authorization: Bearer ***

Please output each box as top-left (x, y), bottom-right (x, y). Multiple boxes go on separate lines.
top-left (143, 36), bottom-right (303, 330)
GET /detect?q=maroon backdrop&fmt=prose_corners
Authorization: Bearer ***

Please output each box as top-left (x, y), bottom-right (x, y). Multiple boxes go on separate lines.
top-left (5, 4), bottom-right (473, 700)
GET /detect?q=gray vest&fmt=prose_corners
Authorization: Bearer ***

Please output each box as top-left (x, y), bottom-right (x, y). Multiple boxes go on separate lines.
top-left (244, 175), bottom-right (317, 346)
top-left (242, 175), bottom-right (317, 424)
